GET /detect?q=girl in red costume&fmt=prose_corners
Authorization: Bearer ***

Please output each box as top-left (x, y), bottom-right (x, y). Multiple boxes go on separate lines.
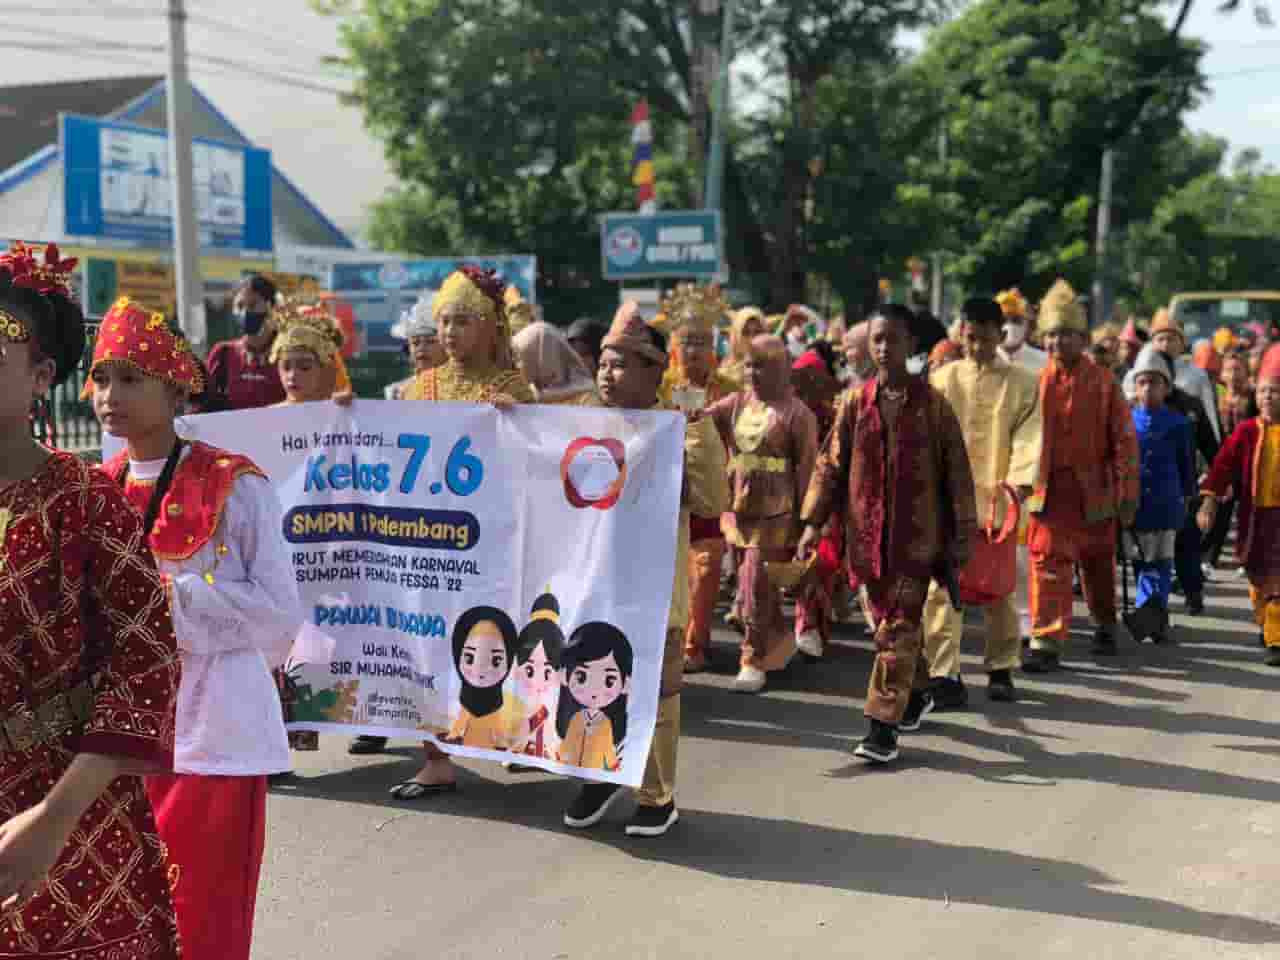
top-left (0, 244), bottom-right (182, 959)
top-left (87, 297), bottom-right (303, 960)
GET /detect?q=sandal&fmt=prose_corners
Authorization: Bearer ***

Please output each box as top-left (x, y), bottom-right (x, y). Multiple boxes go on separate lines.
top-left (388, 779), bottom-right (458, 800)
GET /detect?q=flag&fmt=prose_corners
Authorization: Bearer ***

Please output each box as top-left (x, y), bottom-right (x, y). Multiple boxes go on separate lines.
top-left (631, 100), bottom-right (656, 214)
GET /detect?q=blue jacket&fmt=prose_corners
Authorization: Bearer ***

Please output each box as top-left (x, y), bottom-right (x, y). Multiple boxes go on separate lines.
top-left (1132, 405), bottom-right (1194, 531)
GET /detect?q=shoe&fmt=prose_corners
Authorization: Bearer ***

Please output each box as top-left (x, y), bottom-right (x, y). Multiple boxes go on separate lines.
top-left (683, 651), bottom-right (708, 674)
top-left (1185, 592), bottom-right (1205, 616)
top-left (796, 629), bottom-right (824, 659)
top-left (731, 665), bottom-right (767, 693)
top-left (348, 735), bottom-right (388, 755)
top-left (987, 669), bottom-right (1017, 702)
top-left (1151, 607), bottom-right (1173, 645)
top-left (899, 690), bottom-right (935, 732)
top-left (1201, 563), bottom-right (1216, 582)
top-left (1123, 602), bottom-right (1165, 644)
top-left (1266, 647), bottom-right (1280, 668)
top-left (928, 675), bottom-right (968, 711)
top-left (854, 720), bottom-right (899, 763)
top-left (1022, 649), bottom-right (1060, 673)
top-left (1091, 625), bottom-right (1118, 656)
top-left (563, 783), bottom-right (624, 829)
top-left (625, 802), bottom-right (679, 837)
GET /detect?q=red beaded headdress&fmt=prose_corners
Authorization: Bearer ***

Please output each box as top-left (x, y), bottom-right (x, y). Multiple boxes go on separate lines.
top-left (82, 297), bottom-right (203, 397)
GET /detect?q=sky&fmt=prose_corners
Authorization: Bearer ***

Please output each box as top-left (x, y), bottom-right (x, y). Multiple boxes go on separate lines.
top-left (3, 1), bottom-right (1278, 245)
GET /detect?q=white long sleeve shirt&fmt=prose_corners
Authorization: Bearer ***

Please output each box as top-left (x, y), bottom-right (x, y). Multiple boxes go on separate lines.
top-left (130, 454), bottom-right (300, 776)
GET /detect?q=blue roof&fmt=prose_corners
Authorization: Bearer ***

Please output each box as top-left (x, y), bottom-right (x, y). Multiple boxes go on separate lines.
top-left (0, 78), bottom-right (352, 249)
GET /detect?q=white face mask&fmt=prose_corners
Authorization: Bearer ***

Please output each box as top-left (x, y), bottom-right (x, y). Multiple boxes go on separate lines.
top-left (1003, 321), bottom-right (1027, 349)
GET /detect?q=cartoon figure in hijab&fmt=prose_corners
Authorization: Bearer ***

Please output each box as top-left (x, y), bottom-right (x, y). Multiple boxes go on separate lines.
top-left (556, 622), bottom-right (632, 772)
top-left (506, 592), bottom-right (565, 759)
top-left (444, 605), bottom-right (519, 749)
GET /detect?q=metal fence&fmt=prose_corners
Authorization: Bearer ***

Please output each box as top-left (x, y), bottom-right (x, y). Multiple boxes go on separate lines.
top-left (32, 321), bottom-right (102, 453)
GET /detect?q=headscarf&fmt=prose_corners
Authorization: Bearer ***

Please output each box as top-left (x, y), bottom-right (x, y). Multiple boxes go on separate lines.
top-left (393, 292), bottom-right (438, 340)
top-left (433, 265), bottom-right (514, 369)
top-left (730, 307), bottom-right (766, 362)
top-left (511, 321), bottom-right (595, 402)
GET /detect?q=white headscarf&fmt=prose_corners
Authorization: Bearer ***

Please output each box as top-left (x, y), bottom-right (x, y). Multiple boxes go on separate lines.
top-left (391, 292), bottom-right (438, 340)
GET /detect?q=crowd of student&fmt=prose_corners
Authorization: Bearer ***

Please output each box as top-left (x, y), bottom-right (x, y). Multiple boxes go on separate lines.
top-left (1, 245), bottom-right (1278, 960)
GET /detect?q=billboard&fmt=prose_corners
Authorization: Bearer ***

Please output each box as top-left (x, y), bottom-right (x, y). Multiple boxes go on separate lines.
top-left (61, 113), bottom-right (273, 253)
top-left (328, 256), bottom-right (537, 353)
top-left (600, 210), bottom-right (722, 281)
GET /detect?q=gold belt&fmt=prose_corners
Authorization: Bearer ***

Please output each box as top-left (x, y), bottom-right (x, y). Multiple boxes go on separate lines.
top-left (730, 453), bottom-right (788, 474)
top-left (0, 681), bottom-right (94, 755)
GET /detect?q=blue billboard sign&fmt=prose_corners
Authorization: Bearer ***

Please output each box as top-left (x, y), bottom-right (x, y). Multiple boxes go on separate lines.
top-left (61, 113), bottom-right (273, 253)
top-left (329, 256), bottom-right (537, 353)
top-left (600, 210), bottom-right (722, 281)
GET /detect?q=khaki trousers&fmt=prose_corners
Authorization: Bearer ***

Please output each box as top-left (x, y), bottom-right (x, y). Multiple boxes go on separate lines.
top-left (638, 628), bottom-right (683, 807)
top-left (923, 581), bottom-right (1022, 678)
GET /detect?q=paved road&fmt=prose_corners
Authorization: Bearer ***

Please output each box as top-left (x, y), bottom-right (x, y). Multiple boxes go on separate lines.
top-left (254, 572), bottom-right (1278, 960)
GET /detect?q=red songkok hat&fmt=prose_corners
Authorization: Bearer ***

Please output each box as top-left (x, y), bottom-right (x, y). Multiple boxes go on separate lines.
top-left (1260, 344), bottom-right (1280, 383)
top-left (83, 297), bottom-right (202, 398)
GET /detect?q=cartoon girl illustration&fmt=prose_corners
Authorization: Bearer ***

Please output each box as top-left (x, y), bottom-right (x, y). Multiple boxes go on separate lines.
top-left (556, 622), bottom-right (633, 772)
top-left (444, 605), bottom-right (519, 749)
top-left (507, 592), bottom-right (565, 760)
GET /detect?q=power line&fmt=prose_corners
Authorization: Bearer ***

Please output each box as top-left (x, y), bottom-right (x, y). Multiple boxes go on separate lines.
top-left (187, 11), bottom-right (346, 65)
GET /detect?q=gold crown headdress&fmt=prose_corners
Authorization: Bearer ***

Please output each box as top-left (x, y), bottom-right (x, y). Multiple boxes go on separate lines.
top-left (1037, 279), bottom-right (1086, 335)
top-left (654, 283), bottom-right (729, 336)
top-left (270, 298), bottom-right (345, 365)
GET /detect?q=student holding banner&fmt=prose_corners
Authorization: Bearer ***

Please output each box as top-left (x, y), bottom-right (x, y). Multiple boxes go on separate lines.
top-left (562, 301), bottom-right (729, 837)
top-left (87, 297), bottom-right (302, 960)
top-left (375, 265), bottom-right (538, 796)
top-left (272, 298), bottom-right (353, 407)
top-left (0, 246), bottom-right (183, 960)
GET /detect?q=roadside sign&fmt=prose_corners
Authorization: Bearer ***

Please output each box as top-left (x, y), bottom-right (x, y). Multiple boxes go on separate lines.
top-left (601, 210), bottom-right (722, 281)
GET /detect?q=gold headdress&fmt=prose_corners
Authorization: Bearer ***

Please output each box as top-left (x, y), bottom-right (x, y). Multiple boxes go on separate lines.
top-left (1037, 279), bottom-right (1086, 335)
top-left (270, 299), bottom-right (344, 365)
top-left (654, 283), bottom-right (729, 336)
top-left (504, 285), bottom-right (534, 339)
top-left (995, 288), bottom-right (1029, 321)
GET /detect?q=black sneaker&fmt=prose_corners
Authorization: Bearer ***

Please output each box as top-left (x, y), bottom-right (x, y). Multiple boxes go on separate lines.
top-left (1266, 647), bottom-right (1280, 668)
top-left (928, 676), bottom-right (969, 711)
top-left (1124, 603), bottom-right (1165, 644)
top-left (899, 690), bottom-right (935, 732)
top-left (348, 735), bottom-right (388, 755)
top-left (1185, 592), bottom-right (1205, 615)
top-left (563, 783), bottom-right (624, 829)
top-left (1091, 625), bottom-right (1118, 656)
top-left (987, 669), bottom-right (1016, 702)
top-left (854, 720), bottom-right (899, 763)
top-left (1022, 649), bottom-right (1060, 673)
top-left (625, 802), bottom-right (679, 837)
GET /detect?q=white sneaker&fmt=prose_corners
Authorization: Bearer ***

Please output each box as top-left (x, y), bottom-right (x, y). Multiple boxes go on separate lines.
top-left (731, 665), bottom-right (767, 693)
top-left (796, 629), bottom-right (823, 658)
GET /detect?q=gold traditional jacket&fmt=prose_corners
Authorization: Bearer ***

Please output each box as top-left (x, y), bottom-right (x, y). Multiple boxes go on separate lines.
top-left (404, 360), bottom-right (536, 404)
top-left (930, 356), bottom-right (1042, 527)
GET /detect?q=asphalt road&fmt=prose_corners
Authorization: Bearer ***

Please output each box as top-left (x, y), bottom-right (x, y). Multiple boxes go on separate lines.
top-left (254, 571), bottom-right (1279, 960)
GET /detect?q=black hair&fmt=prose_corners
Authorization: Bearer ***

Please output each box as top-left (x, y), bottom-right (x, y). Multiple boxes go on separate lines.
top-left (961, 297), bottom-right (1003, 329)
top-left (871, 303), bottom-right (916, 336)
top-left (450, 605), bottom-right (519, 718)
top-left (808, 339), bottom-right (841, 374)
top-left (0, 269), bottom-right (86, 387)
top-left (239, 274), bottom-right (278, 305)
top-left (516, 593), bottom-right (565, 669)
top-left (645, 325), bottom-right (668, 365)
top-left (555, 621), bottom-right (633, 747)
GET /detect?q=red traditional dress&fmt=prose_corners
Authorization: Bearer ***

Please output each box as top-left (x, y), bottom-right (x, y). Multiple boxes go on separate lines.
top-left (802, 377), bottom-right (976, 724)
top-left (0, 452), bottom-right (181, 960)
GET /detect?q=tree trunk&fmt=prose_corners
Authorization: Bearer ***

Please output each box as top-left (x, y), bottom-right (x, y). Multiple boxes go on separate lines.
top-left (768, 74), bottom-right (818, 310)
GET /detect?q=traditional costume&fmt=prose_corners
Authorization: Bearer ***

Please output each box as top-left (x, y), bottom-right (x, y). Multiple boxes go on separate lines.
top-left (650, 285), bottom-right (736, 673)
top-left (403, 268), bottom-right (536, 405)
top-left (706, 339), bottom-right (819, 691)
top-left (563, 303), bottom-right (729, 834)
top-left (924, 345), bottom-right (1041, 701)
top-left (270, 298), bottom-right (351, 401)
top-left (1026, 281), bottom-right (1139, 667)
top-left (0, 246), bottom-right (182, 960)
top-left (1125, 346), bottom-right (1195, 643)
top-left (1201, 345), bottom-right (1280, 662)
top-left (90, 298), bottom-right (301, 960)
top-left (802, 374), bottom-right (976, 730)
top-left (387, 293), bottom-right (441, 399)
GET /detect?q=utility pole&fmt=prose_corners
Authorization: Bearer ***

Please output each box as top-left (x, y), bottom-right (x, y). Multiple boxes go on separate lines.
top-left (1092, 147), bottom-right (1114, 329)
top-left (703, 0), bottom-right (736, 215)
top-left (166, 0), bottom-right (204, 347)
top-left (930, 125), bottom-right (947, 318)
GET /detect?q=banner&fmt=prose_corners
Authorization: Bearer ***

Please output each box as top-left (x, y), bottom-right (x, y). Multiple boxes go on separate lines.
top-left (122, 401), bottom-right (684, 787)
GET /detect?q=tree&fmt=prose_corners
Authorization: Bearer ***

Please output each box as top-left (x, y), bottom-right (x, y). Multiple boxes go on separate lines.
top-left (313, 0), bottom-right (945, 314)
top-left (900, 0), bottom-right (1206, 298)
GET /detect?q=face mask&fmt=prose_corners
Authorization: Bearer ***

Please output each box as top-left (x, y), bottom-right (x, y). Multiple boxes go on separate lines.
top-left (1003, 321), bottom-right (1027, 348)
top-left (238, 310), bottom-right (268, 337)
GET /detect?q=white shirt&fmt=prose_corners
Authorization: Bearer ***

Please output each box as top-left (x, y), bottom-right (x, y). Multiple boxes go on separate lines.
top-left (131, 453), bottom-right (299, 776)
top-left (999, 342), bottom-right (1049, 374)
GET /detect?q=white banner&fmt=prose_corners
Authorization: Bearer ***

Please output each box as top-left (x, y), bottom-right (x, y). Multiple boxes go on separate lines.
top-left (109, 401), bottom-right (684, 787)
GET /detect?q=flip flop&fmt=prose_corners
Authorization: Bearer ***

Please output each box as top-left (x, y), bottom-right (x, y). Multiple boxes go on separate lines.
top-left (388, 779), bottom-right (458, 800)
